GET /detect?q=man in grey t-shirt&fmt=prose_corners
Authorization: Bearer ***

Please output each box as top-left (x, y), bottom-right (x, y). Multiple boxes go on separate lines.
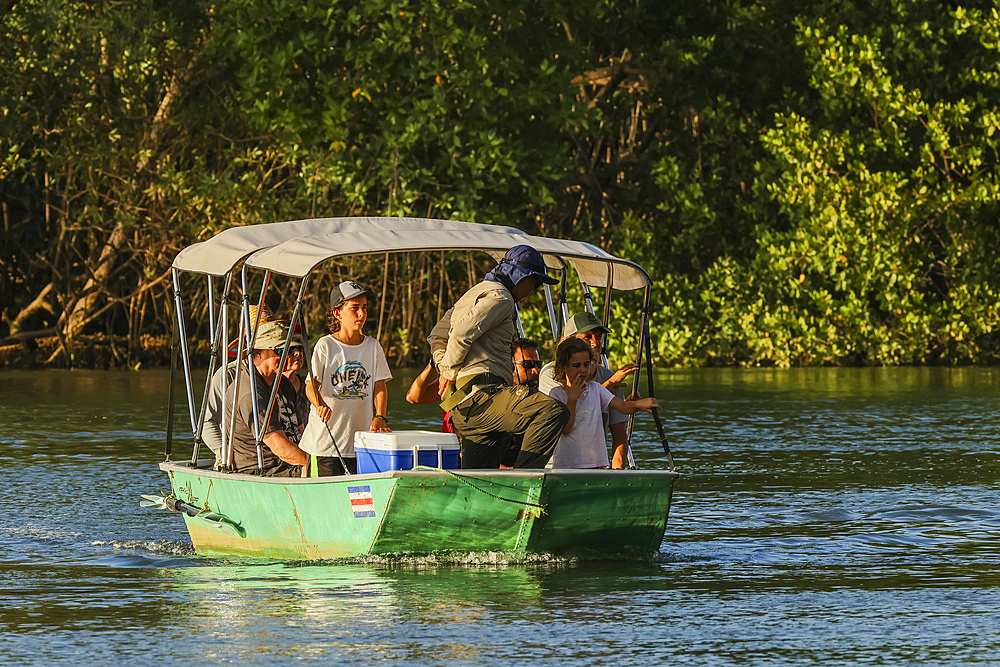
top-left (224, 321), bottom-right (309, 476)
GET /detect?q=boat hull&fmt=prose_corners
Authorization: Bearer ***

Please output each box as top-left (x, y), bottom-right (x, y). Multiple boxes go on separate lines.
top-left (159, 462), bottom-right (678, 559)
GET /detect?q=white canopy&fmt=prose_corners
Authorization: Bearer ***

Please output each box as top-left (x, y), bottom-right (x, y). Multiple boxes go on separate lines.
top-left (172, 217), bottom-right (650, 290)
top-left (171, 217), bottom-right (522, 277)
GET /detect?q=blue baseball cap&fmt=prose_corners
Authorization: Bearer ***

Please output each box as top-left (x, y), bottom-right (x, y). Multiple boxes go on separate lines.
top-left (491, 245), bottom-right (559, 286)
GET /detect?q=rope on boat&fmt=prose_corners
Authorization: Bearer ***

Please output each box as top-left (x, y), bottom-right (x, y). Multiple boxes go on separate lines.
top-left (200, 478), bottom-right (215, 514)
top-left (162, 478), bottom-right (216, 516)
top-left (413, 466), bottom-right (547, 515)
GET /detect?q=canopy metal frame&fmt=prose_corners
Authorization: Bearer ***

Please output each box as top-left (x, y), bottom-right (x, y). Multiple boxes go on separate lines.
top-left (165, 217), bottom-right (670, 472)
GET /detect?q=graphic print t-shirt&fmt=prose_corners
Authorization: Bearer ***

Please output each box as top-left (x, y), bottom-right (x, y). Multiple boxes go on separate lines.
top-left (299, 335), bottom-right (392, 458)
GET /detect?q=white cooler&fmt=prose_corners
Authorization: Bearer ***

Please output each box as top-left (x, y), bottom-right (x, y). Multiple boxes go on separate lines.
top-left (354, 431), bottom-right (460, 473)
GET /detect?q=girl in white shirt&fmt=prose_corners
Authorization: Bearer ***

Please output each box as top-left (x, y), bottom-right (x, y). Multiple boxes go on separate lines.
top-left (301, 280), bottom-right (392, 476)
top-left (546, 337), bottom-right (657, 468)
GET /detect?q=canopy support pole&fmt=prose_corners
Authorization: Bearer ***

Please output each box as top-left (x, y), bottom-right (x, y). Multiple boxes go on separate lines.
top-left (543, 285), bottom-right (558, 341)
top-left (263, 276), bottom-right (305, 443)
top-left (581, 281), bottom-right (596, 319)
top-left (642, 307), bottom-right (674, 471)
top-left (624, 286), bottom-right (652, 470)
top-left (207, 275), bottom-right (217, 346)
top-left (557, 267), bottom-right (569, 339)
top-left (625, 285), bottom-right (673, 471)
top-left (165, 269), bottom-right (182, 461)
top-left (223, 293), bottom-right (248, 470)
top-left (249, 270), bottom-right (273, 471)
top-left (602, 264), bottom-right (614, 339)
top-left (219, 296), bottom-right (231, 469)
top-left (172, 269), bottom-right (198, 439)
top-left (190, 272), bottom-right (233, 467)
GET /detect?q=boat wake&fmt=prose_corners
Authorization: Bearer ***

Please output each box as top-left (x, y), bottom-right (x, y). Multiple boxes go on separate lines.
top-left (339, 546), bottom-right (661, 567)
top-left (91, 539), bottom-right (196, 556)
top-left (347, 551), bottom-right (580, 567)
top-left (651, 550), bottom-right (713, 564)
top-left (86, 543), bottom-right (653, 566)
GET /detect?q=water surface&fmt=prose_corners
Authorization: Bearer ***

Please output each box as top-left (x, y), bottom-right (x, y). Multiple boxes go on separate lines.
top-left (1, 367), bottom-right (997, 664)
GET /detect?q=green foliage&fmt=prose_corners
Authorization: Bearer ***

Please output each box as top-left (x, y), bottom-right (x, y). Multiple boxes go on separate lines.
top-left (204, 0), bottom-right (591, 222)
top-left (5, 0), bottom-right (1000, 367)
top-left (632, 0), bottom-right (1000, 366)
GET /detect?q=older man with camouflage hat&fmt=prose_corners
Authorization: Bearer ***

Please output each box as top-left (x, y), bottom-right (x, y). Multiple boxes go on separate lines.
top-left (428, 245), bottom-right (570, 469)
top-left (538, 311), bottom-right (639, 469)
top-left (203, 305), bottom-right (307, 466)
top-left (224, 319), bottom-right (309, 476)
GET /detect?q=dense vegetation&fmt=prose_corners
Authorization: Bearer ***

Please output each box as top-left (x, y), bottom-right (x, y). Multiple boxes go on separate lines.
top-left (3, 0), bottom-right (1000, 368)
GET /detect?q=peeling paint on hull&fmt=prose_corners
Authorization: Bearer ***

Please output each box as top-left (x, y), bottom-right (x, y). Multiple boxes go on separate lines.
top-left (161, 463), bottom-right (678, 560)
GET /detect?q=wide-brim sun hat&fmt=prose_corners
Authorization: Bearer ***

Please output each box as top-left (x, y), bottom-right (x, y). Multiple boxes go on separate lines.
top-left (228, 306), bottom-right (303, 358)
top-left (252, 321), bottom-right (291, 351)
top-left (496, 244), bottom-right (559, 286)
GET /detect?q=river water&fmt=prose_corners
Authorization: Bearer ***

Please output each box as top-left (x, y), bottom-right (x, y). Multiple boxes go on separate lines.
top-left (0, 367), bottom-right (997, 665)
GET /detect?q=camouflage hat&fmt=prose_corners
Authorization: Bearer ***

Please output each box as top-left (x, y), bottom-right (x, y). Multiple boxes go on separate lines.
top-left (564, 312), bottom-right (610, 337)
top-left (252, 321), bottom-right (290, 351)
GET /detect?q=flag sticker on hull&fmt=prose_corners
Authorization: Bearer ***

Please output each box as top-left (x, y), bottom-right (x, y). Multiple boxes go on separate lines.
top-left (348, 485), bottom-right (376, 518)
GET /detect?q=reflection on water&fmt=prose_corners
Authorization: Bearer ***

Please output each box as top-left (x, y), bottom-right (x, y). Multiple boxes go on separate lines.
top-left (167, 561), bottom-right (547, 623)
top-left (1, 368), bottom-right (1000, 664)
top-left (159, 559), bottom-right (673, 663)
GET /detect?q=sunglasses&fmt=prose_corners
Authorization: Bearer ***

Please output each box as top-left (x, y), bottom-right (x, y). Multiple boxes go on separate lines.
top-left (514, 360), bottom-right (542, 370)
top-left (275, 347), bottom-right (303, 357)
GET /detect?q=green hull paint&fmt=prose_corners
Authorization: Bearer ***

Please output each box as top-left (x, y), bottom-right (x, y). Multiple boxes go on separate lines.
top-left (161, 462), bottom-right (678, 559)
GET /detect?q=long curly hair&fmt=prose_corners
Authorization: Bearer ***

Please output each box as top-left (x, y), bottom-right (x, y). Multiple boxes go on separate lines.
top-left (552, 337), bottom-right (593, 383)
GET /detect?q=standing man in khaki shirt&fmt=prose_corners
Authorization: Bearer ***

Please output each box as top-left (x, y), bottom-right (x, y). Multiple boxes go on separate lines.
top-left (428, 245), bottom-right (569, 468)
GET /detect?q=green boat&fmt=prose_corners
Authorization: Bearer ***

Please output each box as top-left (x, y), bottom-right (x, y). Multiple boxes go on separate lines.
top-left (148, 217), bottom-right (678, 559)
top-left (156, 465), bottom-right (676, 559)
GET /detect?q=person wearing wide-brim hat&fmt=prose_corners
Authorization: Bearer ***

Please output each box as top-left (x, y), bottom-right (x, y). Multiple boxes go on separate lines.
top-left (538, 311), bottom-right (639, 469)
top-left (204, 305), bottom-right (308, 468)
top-left (223, 319), bottom-right (309, 476)
top-left (427, 244), bottom-right (569, 469)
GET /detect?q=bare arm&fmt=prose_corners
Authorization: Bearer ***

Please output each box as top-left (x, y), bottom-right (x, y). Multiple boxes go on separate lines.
top-left (602, 363), bottom-right (639, 392)
top-left (305, 376), bottom-right (332, 421)
top-left (608, 395), bottom-right (659, 415)
top-left (406, 362), bottom-right (440, 404)
top-left (261, 429), bottom-right (309, 466)
top-left (610, 421), bottom-right (628, 469)
top-left (371, 379), bottom-right (390, 432)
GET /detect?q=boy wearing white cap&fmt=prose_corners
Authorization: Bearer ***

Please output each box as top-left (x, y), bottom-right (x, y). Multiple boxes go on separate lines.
top-left (301, 280), bottom-right (392, 476)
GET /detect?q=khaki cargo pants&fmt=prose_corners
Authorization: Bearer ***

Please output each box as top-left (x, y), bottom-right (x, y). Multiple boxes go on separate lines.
top-left (449, 384), bottom-right (569, 469)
